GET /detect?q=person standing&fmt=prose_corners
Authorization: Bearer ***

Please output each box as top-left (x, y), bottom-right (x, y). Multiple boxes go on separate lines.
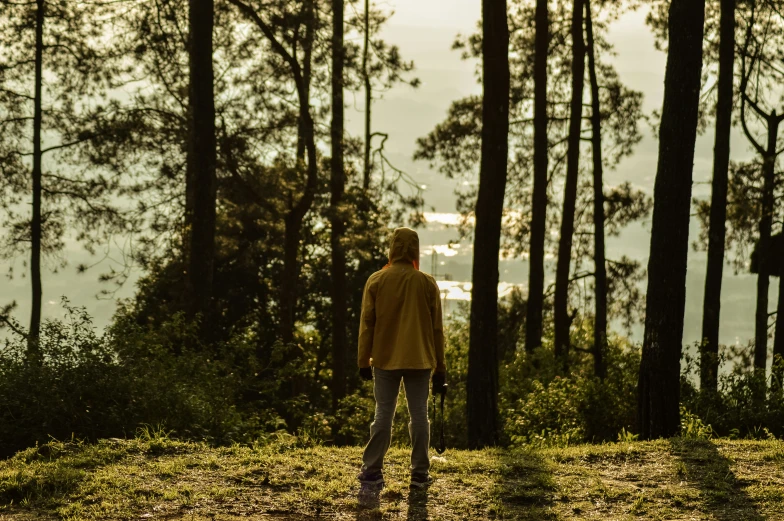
top-left (357, 227), bottom-right (447, 489)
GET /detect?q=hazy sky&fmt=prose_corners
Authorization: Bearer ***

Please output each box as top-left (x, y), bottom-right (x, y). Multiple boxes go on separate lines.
top-left (3, 1), bottom-right (767, 356)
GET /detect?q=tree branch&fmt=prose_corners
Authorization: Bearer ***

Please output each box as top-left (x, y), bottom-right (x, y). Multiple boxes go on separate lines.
top-left (227, 0), bottom-right (303, 86)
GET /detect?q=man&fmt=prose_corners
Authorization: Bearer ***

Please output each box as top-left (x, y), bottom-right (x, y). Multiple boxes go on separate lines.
top-left (357, 227), bottom-right (447, 489)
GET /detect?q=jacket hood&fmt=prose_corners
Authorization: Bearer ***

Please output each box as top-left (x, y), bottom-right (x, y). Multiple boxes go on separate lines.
top-left (388, 227), bottom-right (420, 265)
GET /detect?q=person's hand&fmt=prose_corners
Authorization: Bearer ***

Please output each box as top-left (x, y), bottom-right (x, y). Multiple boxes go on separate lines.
top-left (432, 371), bottom-right (447, 396)
top-left (359, 367), bottom-right (373, 381)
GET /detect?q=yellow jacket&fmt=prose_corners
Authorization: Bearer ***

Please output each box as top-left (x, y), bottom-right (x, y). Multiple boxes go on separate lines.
top-left (358, 228), bottom-right (446, 373)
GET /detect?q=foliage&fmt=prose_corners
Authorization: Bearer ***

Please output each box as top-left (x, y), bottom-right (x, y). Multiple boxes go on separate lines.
top-left (0, 300), bottom-right (251, 457)
top-left (680, 343), bottom-right (784, 439)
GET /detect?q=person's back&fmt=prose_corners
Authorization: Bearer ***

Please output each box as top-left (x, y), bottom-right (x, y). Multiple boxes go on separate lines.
top-left (358, 228), bottom-right (445, 373)
top-left (357, 227), bottom-right (446, 490)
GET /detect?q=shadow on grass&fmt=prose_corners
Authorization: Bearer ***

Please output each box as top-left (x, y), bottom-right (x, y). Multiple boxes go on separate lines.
top-left (406, 487), bottom-right (428, 520)
top-left (670, 438), bottom-right (766, 520)
top-left (355, 484), bottom-right (382, 520)
top-left (493, 449), bottom-right (558, 520)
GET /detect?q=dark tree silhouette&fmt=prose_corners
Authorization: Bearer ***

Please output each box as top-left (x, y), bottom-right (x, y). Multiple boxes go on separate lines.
top-left (638, 0), bottom-right (705, 439)
top-left (29, 0), bottom-right (44, 357)
top-left (0, 0), bottom-right (119, 357)
top-left (467, 0), bottom-right (509, 449)
top-left (525, 0), bottom-right (550, 355)
top-left (184, 0), bottom-right (218, 324)
top-left (415, 2), bottom-right (645, 362)
top-left (585, 0), bottom-right (606, 380)
top-left (735, 1), bottom-right (784, 377)
top-left (227, 0), bottom-right (319, 344)
top-left (700, 0), bottom-right (735, 393)
top-left (553, 0), bottom-right (585, 369)
top-left (362, 0), bottom-right (372, 189)
top-left (330, 0), bottom-right (347, 412)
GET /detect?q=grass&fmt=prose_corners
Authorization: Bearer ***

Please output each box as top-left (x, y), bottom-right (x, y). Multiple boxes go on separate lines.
top-left (1, 434), bottom-right (783, 520)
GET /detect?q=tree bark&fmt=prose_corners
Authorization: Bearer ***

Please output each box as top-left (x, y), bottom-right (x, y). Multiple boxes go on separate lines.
top-left (754, 122), bottom-right (778, 374)
top-left (554, 0), bottom-right (585, 370)
top-left (185, 0), bottom-right (217, 326)
top-left (773, 260), bottom-right (784, 391)
top-left (525, 0), bottom-right (549, 355)
top-left (638, 0), bottom-right (705, 440)
top-left (362, 0), bottom-right (372, 190)
top-left (700, 0), bottom-right (735, 393)
top-left (28, 0), bottom-right (45, 359)
top-left (330, 0), bottom-right (347, 413)
top-left (467, 0), bottom-right (509, 449)
top-left (280, 2), bottom-right (318, 345)
top-left (585, 0), bottom-right (606, 380)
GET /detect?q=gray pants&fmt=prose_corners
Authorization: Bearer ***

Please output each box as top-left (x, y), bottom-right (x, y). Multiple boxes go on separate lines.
top-left (361, 368), bottom-right (431, 476)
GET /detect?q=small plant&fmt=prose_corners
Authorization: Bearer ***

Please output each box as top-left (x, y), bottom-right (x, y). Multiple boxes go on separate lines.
top-left (617, 427), bottom-right (639, 443)
top-left (680, 407), bottom-right (714, 440)
top-left (135, 424), bottom-right (173, 442)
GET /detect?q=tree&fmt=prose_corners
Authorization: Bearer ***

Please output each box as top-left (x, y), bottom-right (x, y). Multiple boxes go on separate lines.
top-left (30, 0), bottom-right (44, 356)
top-left (553, 0), bottom-right (586, 369)
top-left (638, 0), bottom-right (706, 439)
top-left (362, 0), bottom-right (372, 189)
top-left (585, 0), bottom-right (606, 379)
top-left (351, 1), bottom-right (418, 192)
top-left (185, 0), bottom-right (218, 325)
top-left (227, 0), bottom-right (320, 344)
top-left (0, 0), bottom-right (123, 357)
top-left (330, 0), bottom-right (347, 412)
top-left (525, 0), bottom-right (550, 355)
top-left (415, 1), bottom-right (646, 369)
top-left (699, 0), bottom-right (736, 393)
top-left (467, 0), bottom-right (510, 449)
top-left (737, 0), bottom-right (784, 376)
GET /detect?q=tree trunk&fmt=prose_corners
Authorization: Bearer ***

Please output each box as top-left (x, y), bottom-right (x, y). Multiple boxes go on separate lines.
top-left (585, 0), bottom-right (606, 380)
top-left (554, 0), bottom-right (585, 370)
top-left (28, 0), bottom-right (45, 360)
top-left (467, 0), bottom-right (509, 449)
top-left (280, 2), bottom-right (318, 344)
top-left (700, 0), bottom-right (735, 393)
top-left (638, 0), bottom-right (705, 440)
top-left (754, 125), bottom-right (777, 374)
top-left (185, 0), bottom-right (217, 325)
top-left (362, 0), bottom-right (372, 190)
top-left (330, 0), bottom-right (347, 413)
top-left (773, 263), bottom-right (784, 391)
top-left (525, 0), bottom-right (549, 355)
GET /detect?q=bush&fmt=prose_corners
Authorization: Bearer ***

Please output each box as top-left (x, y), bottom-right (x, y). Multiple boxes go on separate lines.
top-left (681, 342), bottom-right (784, 439)
top-left (506, 377), bottom-right (585, 447)
top-left (439, 304), bottom-right (640, 449)
top-left (0, 300), bottom-right (250, 457)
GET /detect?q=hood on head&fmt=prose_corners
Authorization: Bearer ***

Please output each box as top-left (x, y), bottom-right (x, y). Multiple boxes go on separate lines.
top-left (388, 227), bottom-right (420, 265)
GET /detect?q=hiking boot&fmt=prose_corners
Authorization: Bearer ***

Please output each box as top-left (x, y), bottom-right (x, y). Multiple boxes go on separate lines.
top-left (409, 473), bottom-right (433, 489)
top-left (358, 470), bottom-right (385, 487)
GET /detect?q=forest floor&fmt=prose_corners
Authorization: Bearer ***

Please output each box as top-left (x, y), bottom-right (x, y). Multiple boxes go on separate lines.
top-left (1, 435), bottom-right (783, 520)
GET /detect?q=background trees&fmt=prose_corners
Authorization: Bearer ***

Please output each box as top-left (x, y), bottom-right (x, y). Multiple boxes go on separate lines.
top-left (0, 0), bottom-right (123, 357)
top-left (3, 0), bottom-right (784, 451)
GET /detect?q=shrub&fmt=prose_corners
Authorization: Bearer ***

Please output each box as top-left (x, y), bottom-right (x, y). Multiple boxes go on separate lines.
top-left (0, 300), bottom-right (249, 457)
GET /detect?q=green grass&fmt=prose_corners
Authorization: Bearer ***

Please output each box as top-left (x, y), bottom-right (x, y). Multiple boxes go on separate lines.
top-left (1, 435), bottom-right (783, 520)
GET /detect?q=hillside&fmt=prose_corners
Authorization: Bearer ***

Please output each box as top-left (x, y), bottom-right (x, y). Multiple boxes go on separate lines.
top-left (1, 434), bottom-right (783, 520)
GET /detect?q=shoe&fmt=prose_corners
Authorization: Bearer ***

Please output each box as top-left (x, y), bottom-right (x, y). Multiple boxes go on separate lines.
top-left (409, 473), bottom-right (432, 488)
top-left (358, 470), bottom-right (384, 487)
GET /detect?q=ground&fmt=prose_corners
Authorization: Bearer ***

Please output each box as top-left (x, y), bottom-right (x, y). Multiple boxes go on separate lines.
top-left (1, 434), bottom-right (783, 520)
